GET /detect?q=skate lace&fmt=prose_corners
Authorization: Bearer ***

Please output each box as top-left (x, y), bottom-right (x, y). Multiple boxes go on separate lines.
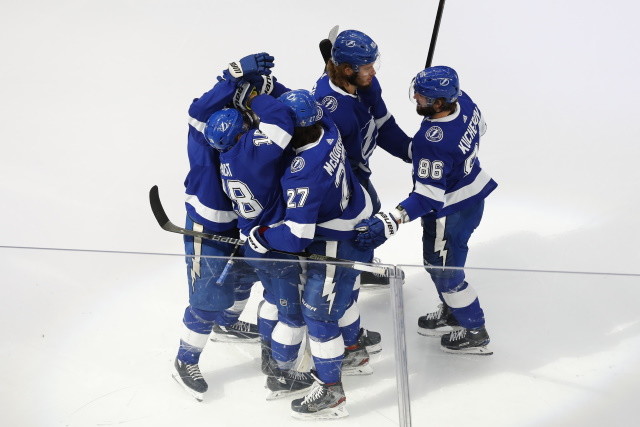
top-left (288, 370), bottom-right (310, 381)
top-left (426, 304), bottom-right (444, 320)
top-left (232, 321), bottom-right (251, 332)
top-left (449, 328), bottom-right (467, 342)
top-left (186, 364), bottom-right (204, 380)
top-left (301, 382), bottom-right (325, 404)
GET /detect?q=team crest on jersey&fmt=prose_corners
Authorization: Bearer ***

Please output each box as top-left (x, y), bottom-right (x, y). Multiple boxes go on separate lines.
top-left (321, 96), bottom-right (338, 112)
top-left (291, 156), bottom-right (305, 173)
top-left (425, 126), bottom-right (444, 142)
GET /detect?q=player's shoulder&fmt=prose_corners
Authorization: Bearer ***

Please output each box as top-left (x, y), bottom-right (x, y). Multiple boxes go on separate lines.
top-left (313, 74), bottom-right (358, 116)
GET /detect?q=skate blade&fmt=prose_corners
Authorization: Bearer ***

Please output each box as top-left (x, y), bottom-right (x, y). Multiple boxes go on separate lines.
top-left (171, 372), bottom-right (204, 402)
top-left (418, 325), bottom-right (462, 337)
top-left (365, 343), bottom-right (382, 354)
top-left (209, 334), bottom-right (260, 344)
top-left (440, 344), bottom-right (493, 356)
top-left (265, 384), bottom-right (313, 401)
top-left (291, 403), bottom-right (349, 420)
top-left (342, 363), bottom-right (374, 376)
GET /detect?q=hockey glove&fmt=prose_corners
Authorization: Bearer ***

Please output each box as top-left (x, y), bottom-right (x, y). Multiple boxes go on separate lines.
top-left (232, 74), bottom-right (276, 111)
top-left (354, 211), bottom-right (401, 250)
top-left (247, 225), bottom-right (271, 254)
top-left (228, 52), bottom-right (275, 81)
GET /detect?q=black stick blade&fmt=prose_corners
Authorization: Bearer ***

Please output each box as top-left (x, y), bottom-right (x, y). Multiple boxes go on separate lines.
top-left (149, 185), bottom-right (170, 229)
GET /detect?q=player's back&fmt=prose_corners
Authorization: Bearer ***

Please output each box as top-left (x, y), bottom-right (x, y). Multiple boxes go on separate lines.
top-left (281, 114), bottom-right (373, 242)
top-left (219, 94), bottom-right (294, 236)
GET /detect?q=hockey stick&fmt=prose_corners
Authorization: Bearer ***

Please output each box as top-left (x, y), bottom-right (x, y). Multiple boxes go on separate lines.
top-left (319, 25), bottom-right (339, 68)
top-left (425, 0), bottom-right (446, 68)
top-left (149, 186), bottom-right (387, 275)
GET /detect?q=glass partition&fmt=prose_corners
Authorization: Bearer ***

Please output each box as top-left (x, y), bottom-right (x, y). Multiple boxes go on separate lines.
top-left (1, 247), bottom-right (638, 426)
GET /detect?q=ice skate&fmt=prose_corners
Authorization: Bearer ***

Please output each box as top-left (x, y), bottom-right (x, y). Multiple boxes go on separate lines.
top-left (418, 303), bottom-right (461, 337)
top-left (441, 326), bottom-right (493, 355)
top-left (342, 343), bottom-right (373, 376)
top-left (359, 258), bottom-right (390, 288)
top-left (291, 379), bottom-right (348, 420)
top-left (265, 367), bottom-right (314, 400)
top-left (357, 327), bottom-right (382, 354)
top-left (172, 357), bottom-right (207, 401)
top-left (210, 320), bottom-right (260, 343)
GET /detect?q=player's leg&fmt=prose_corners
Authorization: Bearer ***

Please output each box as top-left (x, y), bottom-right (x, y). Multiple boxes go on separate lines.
top-left (210, 261), bottom-right (260, 342)
top-left (290, 240), bottom-right (364, 419)
top-left (263, 255), bottom-right (314, 399)
top-left (173, 216), bottom-right (236, 400)
top-left (421, 201), bottom-right (492, 354)
top-left (333, 239), bottom-right (376, 374)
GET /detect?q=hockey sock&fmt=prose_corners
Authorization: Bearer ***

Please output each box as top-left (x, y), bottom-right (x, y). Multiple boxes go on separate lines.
top-left (338, 302), bottom-right (361, 347)
top-left (271, 323), bottom-right (304, 369)
top-left (307, 318), bottom-right (344, 384)
top-left (178, 306), bottom-right (218, 364)
top-left (257, 299), bottom-right (278, 343)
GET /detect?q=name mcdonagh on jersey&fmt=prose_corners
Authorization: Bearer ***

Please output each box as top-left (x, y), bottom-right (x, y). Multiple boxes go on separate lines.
top-left (323, 138), bottom-right (345, 176)
top-left (458, 106), bottom-right (481, 155)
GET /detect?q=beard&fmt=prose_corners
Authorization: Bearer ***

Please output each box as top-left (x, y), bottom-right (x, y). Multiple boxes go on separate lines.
top-left (348, 72), bottom-right (372, 89)
top-left (416, 104), bottom-right (436, 117)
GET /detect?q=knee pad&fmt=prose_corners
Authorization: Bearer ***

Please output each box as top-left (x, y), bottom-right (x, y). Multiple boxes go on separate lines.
top-left (272, 323), bottom-right (305, 346)
top-left (258, 299), bottom-right (278, 321)
top-left (308, 334), bottom-right (344, 360)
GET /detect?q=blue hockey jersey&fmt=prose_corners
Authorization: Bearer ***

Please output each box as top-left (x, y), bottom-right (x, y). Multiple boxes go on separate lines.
top-left (184, 77), bottom-right (290, 232)
top-left (312, 74), bottom-right (411, 181)
top-left (262, 112), bottom-right (374, 253)
top-left (184, 78), bottom-right (238, 232)
top-left (218, 94), bottom-right (294, 236)
top-left (399, 91), bottom-right (497, 220)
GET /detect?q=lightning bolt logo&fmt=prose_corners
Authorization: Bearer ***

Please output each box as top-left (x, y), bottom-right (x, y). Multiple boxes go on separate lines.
top-left (190, 223), bottom-right (204, 292)
top-left (322, 273), bottom-right (337, 314)
top-left (434, 217), bottom-right (448, 264)
top-left (322, 242), bottom-right (339, 313)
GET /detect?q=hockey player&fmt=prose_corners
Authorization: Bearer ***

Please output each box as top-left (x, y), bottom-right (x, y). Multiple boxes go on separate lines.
top-left (206, 91), bottom-right (318, 401)
top-left (246, 90), bottom-right (375, 419)
top-left (355, 66), bottom-right (497, 355)
top-left (313, 29), bottom-right (412, 287)
top-left (172, 52), bottom-right (280, 401)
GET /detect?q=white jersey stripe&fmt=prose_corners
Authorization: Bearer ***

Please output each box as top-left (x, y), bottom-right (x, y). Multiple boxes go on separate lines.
top-left (317, 184), bottom-right (373, 231)
top-left (259, 122), bottom-right (292, 150)
top-left (188, 116), bottom-right (206, 134)
top-left (414, 182), bottom-right (446, 202)
top-left (284, 220), bottom-right (316, 239)
top-left (185, 194), bottom-right (237, 224)
top-left (443, 170), bottom-right (492, 208)
top-left (374, 111), bottom-right (391, 128)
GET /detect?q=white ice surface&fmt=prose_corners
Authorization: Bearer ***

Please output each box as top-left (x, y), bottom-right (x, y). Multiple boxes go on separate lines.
top-left (1, 1), bottom-right (639, 426)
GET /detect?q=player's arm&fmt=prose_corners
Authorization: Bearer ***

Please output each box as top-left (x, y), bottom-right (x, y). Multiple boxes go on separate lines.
top-left (250, 94), bottom-right (295, 150)
top-left (249, 170), bottom-right (325, 254)
top-left (360, 77), bottom-right (412, 162)
top-left (354, 133), bottom-right (450, 249)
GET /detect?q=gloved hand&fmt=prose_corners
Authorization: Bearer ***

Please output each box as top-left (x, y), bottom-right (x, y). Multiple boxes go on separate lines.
top-left (228, 52), bottom-right (275, 80)
top-left (247, 225), bottom-right (271, 254)
top-left (232, 75), bottom-right (275, 110)
top-left (354, 211), bottom-right (400, 250)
